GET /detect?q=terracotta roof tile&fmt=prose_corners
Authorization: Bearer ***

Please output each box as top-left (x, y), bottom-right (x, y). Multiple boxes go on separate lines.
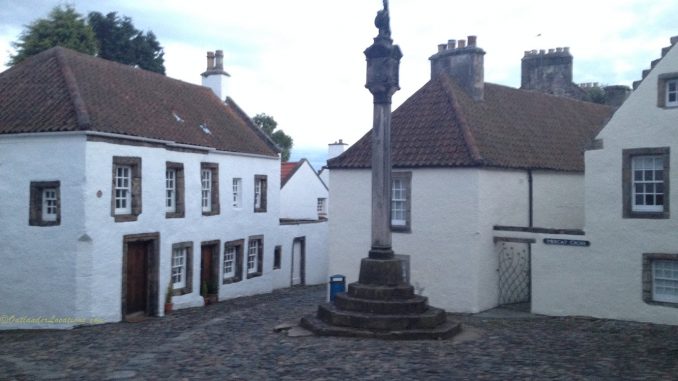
top-left (0, 47), bottom-right (278, 157)
top-left (329, 75), bottom-right (614, 171)
top-left (281, 161), bottom-right (302, 187)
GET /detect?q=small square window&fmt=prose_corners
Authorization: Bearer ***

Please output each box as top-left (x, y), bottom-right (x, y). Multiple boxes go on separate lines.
top-left (657, 73), bottom-right (678, 108)
top-left (317, 198), bottom-right (327, 219)
top-left (643, 253), bottom-right (678, 307)
top-left (29, 181), bottom-right (60, 226)
top-left (622, 148), bottom-right (670, 219)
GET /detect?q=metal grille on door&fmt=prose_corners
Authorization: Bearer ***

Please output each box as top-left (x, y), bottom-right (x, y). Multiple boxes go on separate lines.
top-left (497, 241), bottom-right (530, 305)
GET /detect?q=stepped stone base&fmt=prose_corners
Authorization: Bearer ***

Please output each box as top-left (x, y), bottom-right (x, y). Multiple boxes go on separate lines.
top-left (300, 314), bottom-right (461, 340)
top-left (301, 256), bottom-right (462, 340)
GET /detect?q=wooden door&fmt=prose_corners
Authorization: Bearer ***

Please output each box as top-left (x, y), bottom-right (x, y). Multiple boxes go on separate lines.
top-left (126, 241), bottom-right (149, 315)
top-left (201, 245), bottom-right (213, 296)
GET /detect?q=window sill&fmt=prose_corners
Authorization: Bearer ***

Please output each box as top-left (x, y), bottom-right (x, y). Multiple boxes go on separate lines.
top-left (172, 287), bottom-right (191, 296)
top-left (246, 272), bottom-right (262, 279)
top-left (254, 209), bottom-right (267, 214)
top-left (166, 211), bottom-right (185, 219)
top-left (643, 299), bottom-right (678, 308)
top-left (391, 225), bottom-right (411, 233)
top-left (202, 210), bottom-right (220, 217)
top-left (624, 211), bottom-right (669, 219)
top-left (114, 214), bottom-right (139, 223)
top-left (222, 276), bottom-right (241, 285)
top-left (29, 220), bottom-right (60, 227)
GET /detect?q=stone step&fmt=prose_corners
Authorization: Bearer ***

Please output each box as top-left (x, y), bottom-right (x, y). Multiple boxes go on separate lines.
top-left (347, 282), bottom-right (415, 300)
top-left (317, 304), bottom-right (447, 331)
top-left (334, 293), bottom-right (428, 314)
top-left (300, 314), bottom-right (462, 340)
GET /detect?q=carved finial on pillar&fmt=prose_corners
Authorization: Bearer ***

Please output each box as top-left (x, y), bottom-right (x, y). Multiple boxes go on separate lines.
top-left (375, 0), bottom-right (391, 39)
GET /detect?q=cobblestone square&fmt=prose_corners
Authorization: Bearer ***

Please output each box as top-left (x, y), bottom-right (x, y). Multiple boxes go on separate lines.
top-left (1, 285), bottom-right (677, 380)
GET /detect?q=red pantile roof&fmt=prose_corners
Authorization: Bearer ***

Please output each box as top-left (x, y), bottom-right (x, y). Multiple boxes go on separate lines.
top-left (281, 161), bottom-right (303, 187)
top-left (0, 47), bottom-right (278, 157)
top-left (328, 75), bottom-right (614, 171)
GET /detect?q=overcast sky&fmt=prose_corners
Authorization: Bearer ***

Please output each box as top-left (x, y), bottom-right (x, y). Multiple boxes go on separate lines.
top-left (1, 0), bottom-right (677, 157)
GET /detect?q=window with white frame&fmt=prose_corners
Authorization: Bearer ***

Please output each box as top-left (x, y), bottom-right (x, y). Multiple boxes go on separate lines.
top-left (223, 245), bottom-right (236, 279)
top-left (29, 181), bottom-right (60, 226)
top-left (666, 79), bottom-right (678, 107)
top-left (246, 236), bottom-right (264, 278)
top-left (201, 163), bottom-right (219, 216)
top-left (165, 162), bottom-right (184, 218)
top-left (653, 259), bottom-right (678, 303)
top-left (232, 178), bottom-right (242, 208)
top-left (166, 169), bottom-right (176, 213)
top-left (201, 169), bottom-right (212, 212)
top-left (112, 156), bottom-right (141, 222)
top-left (115, 166), bottom-right (132, 214)
top-left (172, 247), bottom-right (187, 289)
top-left (632, 155), bottom-right (665, 212)
top-left (391, 172), bottom-right (412, 231)
top-left (254, 175), bottom-right (267, 213)
top-left (223, 240), bottom-right (243, 284)
top-left (623, 148), bottom-right (670, 219)
top-left (317, 198), bottom-right (327, 218)
top-left (42, 188), bottom-right (58, 222)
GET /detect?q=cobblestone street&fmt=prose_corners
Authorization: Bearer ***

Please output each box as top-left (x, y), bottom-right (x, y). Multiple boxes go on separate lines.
top-left (1, 285), bottom-right (677, 380)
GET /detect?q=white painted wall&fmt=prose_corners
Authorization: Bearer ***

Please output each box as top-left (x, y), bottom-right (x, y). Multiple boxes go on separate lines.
top-left (532, 170), bottom-right (585, 229)
top-left (82, 140), bottom-right (281, 324)
top-left (0, 134), bottom-right (88, 329)
top-left (532, 42), bottom-right (678, 325)
top-left (278, 221), bottom-right (329, 288)
top-left (280, 161), bottom-right (328, 220)
top-left (330, 168), bottom-right (495, 312)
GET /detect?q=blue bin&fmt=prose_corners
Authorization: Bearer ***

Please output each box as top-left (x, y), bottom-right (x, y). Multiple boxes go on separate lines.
top-left (329, 274), bottom-right (346, 302)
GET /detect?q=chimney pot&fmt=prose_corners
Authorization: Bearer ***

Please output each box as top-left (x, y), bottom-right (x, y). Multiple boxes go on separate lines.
top-left (556, 47), bottom-right (563, 53)
top-left (206, 51), bottom-right (215, 70)
top-left (539, 49), bottom-right (546, 54)
top-left (548, 48), bottom-right (555, 54)
top-left (215, 50), bottom-right (224, 70)
top-left (458, 39), bottom-right (466, 48)
top-left (447, 39), bottom-right (456, 49)
top-left (438, 44), bottom-right (447, 52)
top-left (564, 47), bottom-right (570, 53)
top-left (467, 35), bottom-right (477, 47)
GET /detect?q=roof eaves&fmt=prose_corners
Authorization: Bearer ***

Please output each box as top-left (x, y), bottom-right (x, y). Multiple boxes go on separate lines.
top-left (281, 160), bottom-right (304, 188)
top-left (54, 47), bottom-right (91, 130)
top-left (225, 96), bottom-right (281, 156)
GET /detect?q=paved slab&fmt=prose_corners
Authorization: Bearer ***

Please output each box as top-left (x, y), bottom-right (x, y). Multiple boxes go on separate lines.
top-left (1, 285), bottom-right (677, 380)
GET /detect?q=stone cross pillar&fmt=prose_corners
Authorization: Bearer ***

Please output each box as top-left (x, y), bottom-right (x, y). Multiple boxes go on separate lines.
top-left (364, 0), bottom-right (402, 260)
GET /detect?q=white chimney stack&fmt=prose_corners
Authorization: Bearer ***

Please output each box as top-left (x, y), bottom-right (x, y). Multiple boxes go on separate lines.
top-left (201, 50), bottom-right (230, 101)
top-left (328, 139), bottom-right (348, 160)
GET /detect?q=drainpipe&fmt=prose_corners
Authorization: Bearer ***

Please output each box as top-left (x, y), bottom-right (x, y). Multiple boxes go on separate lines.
top-left (528, 169), bottom-right (533, 227)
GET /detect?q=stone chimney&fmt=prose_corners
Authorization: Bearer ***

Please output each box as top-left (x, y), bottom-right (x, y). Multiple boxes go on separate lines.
top-left (328, 139), bottom-right (348, 160)
top-left (429, 35), bottom-right (485, 100)
top-left (521, 47), bottom-right (586, 100)
top-left (603, 85), bottom-right (631, 108)
top-left (201, 50), bottom-right (230, 101)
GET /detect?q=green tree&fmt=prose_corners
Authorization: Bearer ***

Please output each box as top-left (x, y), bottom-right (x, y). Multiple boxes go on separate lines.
top-left (253, 113), bottom-right (294, 162)
top-left (87, 12), bottom-right (165, 74)
top-left (9, 5), bottom-right (97, 65)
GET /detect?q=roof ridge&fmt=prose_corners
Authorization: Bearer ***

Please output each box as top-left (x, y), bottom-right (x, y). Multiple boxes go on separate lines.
top-left (438, 75), bottom-right (483, 164)
top-left (54, 47), bottom-right (91, 130)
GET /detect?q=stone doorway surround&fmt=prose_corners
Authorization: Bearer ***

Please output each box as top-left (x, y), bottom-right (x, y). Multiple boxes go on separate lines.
top-left (121, 233), bottom-right (160, 320)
